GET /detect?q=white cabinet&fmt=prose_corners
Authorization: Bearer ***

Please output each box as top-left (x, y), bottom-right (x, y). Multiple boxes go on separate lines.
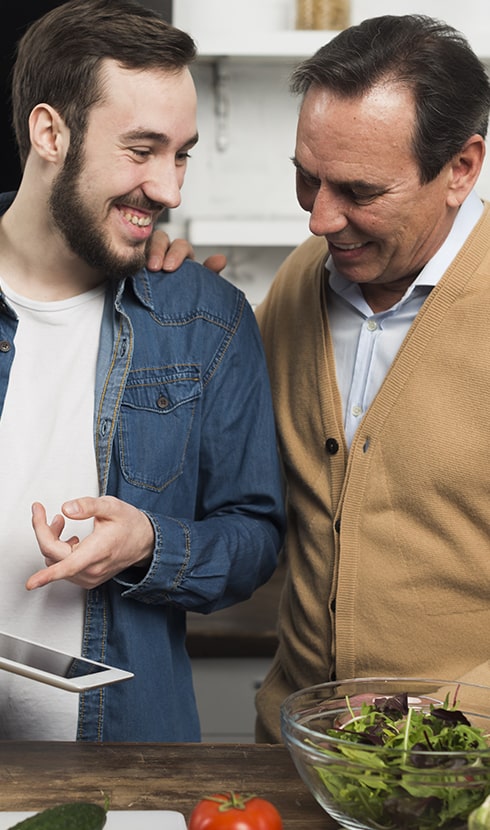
top-left (182, 30), bottom-right (341, 61)
top-left (165, 3), bottom-right (341, 306)
top-left (164, 54), bottom-right (314, 304)
top-left (191, 657), bottom-right (271, 742)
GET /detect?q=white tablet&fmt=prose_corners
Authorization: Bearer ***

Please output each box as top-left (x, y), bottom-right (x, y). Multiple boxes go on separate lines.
top-left (0, 630), bottom-right (134, 692)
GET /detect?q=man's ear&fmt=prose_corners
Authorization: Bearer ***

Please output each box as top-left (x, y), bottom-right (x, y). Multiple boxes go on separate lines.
top-left (447, 134), bottom-right (485, 208)
top-left (28, 103), bottom-right (69, 164)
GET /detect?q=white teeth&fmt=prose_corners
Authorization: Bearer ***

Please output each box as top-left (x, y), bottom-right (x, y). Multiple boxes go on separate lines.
top-left (333, 241), bottom-right (365, 251)
top-left (122, 211), bottom-right (152, 227)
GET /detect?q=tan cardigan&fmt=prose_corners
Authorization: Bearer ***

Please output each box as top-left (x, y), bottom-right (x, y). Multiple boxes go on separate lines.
top-left (255, 204), bottom-right (490, 742)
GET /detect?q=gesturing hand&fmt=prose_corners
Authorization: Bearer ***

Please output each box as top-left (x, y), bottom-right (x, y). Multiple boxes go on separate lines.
top-left (27, 496), bottom-right (155, 590)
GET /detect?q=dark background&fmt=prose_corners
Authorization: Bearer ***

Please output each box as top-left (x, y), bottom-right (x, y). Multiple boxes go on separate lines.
top-left (0, 0), bottom-right (172, 192)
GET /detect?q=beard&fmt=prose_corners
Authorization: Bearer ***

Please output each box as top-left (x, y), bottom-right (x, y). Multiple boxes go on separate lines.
top-left (49, 143), bottom-right (150, 282)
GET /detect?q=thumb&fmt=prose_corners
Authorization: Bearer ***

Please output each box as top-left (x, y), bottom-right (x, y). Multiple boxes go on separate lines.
top-left (62, 496), bottom-right (97, 520)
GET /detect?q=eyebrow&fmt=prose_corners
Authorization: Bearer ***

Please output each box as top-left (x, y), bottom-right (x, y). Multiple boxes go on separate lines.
top-left (121, 129), bottom-right (199, 150)
top-left (291, 156), bottom-right (306, 171)
top-left (291, 156), bottom-right (383, 193)
top-left (291, 157), bottom-right (320, 183)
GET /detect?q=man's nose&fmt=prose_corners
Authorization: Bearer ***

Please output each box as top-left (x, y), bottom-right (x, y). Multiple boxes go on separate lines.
top-left (308, 187), bottom-right (349, 237)
top-left (142, 163), bottom-right (183, 210)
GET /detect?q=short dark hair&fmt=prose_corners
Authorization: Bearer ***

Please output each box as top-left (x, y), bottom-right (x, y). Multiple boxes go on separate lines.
top-left (291, 14), bottom-right (490, 183)
top-left (12, 0), bottom-right (197, 168)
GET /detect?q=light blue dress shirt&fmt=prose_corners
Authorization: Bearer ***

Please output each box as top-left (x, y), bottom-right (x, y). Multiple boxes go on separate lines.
top-left (326, 190), bottom-right (484, 447)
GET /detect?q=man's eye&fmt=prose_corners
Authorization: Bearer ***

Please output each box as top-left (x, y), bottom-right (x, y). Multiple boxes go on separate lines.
top-left (298, 170), bottom-right (320, 189)
top-left (348, 189), bottom-right (380, 204)
top-left (131, 148), bottom-right (151, 159)
top-left (291, 159), bottom-right (319, 189)
top-left (176, 152), bottom-right (191, 163)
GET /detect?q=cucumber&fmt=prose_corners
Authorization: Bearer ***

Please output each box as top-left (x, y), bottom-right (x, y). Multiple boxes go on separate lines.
top-left (8, 803), bottom-right (107, 830)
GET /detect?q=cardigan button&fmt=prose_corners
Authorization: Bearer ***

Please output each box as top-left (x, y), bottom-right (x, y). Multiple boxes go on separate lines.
top-left (334, 518), bottom-right (341, 533)
top-left (325, 437), bottom-right (339, 454)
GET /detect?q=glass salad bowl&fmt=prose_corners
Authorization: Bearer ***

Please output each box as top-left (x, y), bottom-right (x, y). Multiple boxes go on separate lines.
top-left (281, 677), bottom-right (490, 830)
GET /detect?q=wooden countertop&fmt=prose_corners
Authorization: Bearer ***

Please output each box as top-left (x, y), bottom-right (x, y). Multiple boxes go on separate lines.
top-left (0, 742), bottom-right (337, 829)
top-left (186, 561), bottom-right (285, 658)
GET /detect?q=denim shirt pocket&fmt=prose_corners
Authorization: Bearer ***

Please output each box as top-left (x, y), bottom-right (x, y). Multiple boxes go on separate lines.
top-left (118, 365), bottom-right (201, 491)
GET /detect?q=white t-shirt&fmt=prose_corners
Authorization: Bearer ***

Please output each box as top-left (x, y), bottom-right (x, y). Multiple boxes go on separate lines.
top-left (0, 282), bottom-right (104, 739)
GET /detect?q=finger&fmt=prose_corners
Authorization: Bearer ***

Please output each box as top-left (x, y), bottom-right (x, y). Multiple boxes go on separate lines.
top-left (62, 496), bottom-right (100, 520)
top-left (146, 229), bottom-right (171, 271)
top-left (26, 557), bottom-right (77, 590)
top-left (26, 542), bottom-right (96, 590)
top-left (62, 494), bottom-right (124, 524)
top-left (203, 253), bottom-right (227, 274)
top-left (31, 501), bottom-right (48, 528)
top-left (32, 503), bottom-right (67, 552)
top-left (49, 513), bottom-right (65, 537)
top-left (41, 535), bottom-right (80, 567)
top-left (160, 238), bottom-right (196, 272)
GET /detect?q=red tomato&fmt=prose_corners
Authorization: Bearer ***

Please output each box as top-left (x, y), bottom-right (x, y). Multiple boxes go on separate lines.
top-left (188, 791), bottom-right (283, 830)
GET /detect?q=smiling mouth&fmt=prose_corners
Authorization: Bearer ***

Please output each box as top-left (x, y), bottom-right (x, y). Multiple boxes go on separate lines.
top-left (329, 240), bottom-right (366, 251)
top-left (120, 209), bottom-right (152, 227)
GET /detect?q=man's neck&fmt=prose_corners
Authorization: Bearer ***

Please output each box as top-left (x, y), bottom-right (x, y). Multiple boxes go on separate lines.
top-left (0, 198), bottom-right (103, 301)
top-left (360, 272), bottom-right (421, 313)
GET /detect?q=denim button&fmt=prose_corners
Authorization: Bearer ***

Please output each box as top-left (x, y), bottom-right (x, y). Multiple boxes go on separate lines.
top-left (156, 395), bottom-right (169, 409)
top-left (0, 340), bottom-right (11, 352)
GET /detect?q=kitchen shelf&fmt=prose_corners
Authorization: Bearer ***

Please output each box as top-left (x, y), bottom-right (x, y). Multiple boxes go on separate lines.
top-left (189, 27), bottom-right (490, 64)
top-left (187, 29), bottom-right (490, 63)
top-left (191, 30), bottom-right (338, 61)
top-left (187, 218), bottom-right (310, 247)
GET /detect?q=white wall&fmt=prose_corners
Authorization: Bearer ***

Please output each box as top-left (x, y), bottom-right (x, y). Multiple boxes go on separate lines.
top-left (167, 0), bottom-right (490, 305)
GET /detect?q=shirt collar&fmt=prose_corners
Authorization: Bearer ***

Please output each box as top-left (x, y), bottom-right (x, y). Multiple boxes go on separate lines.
top-left (115, 268), bottom-right (156, 311)
top-left (328, 189), bottom-right (484, 302)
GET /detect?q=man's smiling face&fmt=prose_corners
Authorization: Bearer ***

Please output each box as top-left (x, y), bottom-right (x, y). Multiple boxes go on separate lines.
top-left (49, 59), bottom-right (198, 279)
top-left (294, 82), bottom-right (460, 305)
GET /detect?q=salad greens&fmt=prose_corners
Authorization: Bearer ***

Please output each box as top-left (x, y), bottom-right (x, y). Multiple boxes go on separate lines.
top-left (309, 691), bottom-right (490, 830)
top-left (468, 794), bottom-right (490, 829)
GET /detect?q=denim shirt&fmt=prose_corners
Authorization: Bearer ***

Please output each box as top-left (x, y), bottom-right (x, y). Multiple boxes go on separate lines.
top-left (0, 195), bottom-right (285, 740)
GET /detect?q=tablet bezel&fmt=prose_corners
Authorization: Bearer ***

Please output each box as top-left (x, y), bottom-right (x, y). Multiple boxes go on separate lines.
top-left (0, 630), bottom-right (134, 692)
